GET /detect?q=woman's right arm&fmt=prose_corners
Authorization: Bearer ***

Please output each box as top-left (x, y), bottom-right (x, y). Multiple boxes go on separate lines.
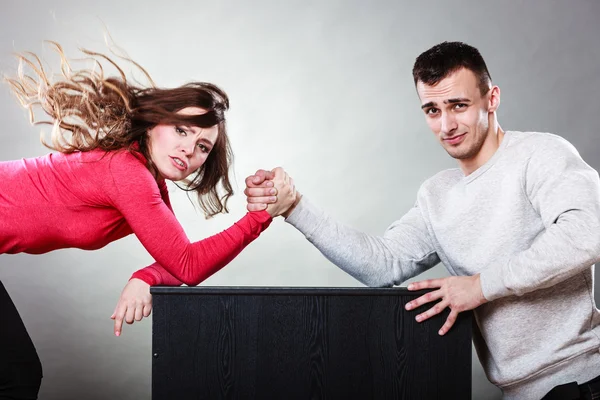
top-left (109, 164), bottom-right (293, 336)
top-left (129, 167), bottom-right (295, 286)
top-left (106, 154), bottom-right (294, 286)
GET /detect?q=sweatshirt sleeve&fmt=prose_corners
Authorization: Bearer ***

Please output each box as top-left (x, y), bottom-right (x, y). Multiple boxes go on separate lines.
top-left (105, 152), bottom-right (272, 286)
top-left (480, 137), bottom-right (600, 301)
top-left (285, 194), bottom-right (440, 287)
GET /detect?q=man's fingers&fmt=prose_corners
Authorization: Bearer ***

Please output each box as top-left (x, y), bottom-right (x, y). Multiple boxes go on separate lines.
top-left (439, 310), bottom-right (459, 336)
top-left (271, 167), bottom-right (285, 180)
top-left (405, 289), bottom-right (443, 310)
top-left (407, 278), bottom-right (444, 291)
top-left (415, 299), bottom-right (449, 323)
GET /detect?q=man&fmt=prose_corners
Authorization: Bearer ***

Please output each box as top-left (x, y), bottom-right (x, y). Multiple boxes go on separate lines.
top-left (245, 42), bottom-right (600, 399)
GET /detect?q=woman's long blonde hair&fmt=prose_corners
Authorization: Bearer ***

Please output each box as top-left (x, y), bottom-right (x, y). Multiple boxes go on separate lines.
top-left (5, 41), bottom-right (233, 218)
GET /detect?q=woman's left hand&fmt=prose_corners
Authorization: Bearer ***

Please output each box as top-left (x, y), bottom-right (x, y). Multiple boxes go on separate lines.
top-left (111, 278), bottom-right (152, 337)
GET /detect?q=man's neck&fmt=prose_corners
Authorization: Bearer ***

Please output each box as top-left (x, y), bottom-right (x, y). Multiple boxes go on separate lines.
top-left (459, 126), bottom-right (505, 176)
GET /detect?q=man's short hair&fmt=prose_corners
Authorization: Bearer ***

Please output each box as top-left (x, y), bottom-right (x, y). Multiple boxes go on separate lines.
top-left (412, 41), bottom-right (492, 96)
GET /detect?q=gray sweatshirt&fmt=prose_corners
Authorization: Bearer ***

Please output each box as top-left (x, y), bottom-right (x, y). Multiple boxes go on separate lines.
top-left (286, 131), bottom-right (600, 399)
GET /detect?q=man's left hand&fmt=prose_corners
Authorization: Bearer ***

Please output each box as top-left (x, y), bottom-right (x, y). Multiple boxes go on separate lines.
top-left (405, 274), bottom-right (487, 335)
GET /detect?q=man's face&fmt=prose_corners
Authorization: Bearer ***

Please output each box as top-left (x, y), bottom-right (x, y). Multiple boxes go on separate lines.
top-left (417, 68), bottom-right (491, 162)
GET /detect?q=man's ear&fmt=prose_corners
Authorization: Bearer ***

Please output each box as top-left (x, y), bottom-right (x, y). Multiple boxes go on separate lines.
top-left (487, 85), bottom-right (501, 113)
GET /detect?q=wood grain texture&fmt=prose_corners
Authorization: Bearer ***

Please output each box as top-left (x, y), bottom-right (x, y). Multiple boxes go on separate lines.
top-left (151, 287), bottom-right (472, 400)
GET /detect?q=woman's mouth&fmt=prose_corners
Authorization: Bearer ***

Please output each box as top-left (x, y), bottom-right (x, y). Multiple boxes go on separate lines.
top-left (171, 157), bottom-right (187, 171)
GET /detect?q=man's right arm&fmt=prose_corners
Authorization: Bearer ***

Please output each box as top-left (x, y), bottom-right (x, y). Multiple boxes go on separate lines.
top-left (284, 195), bottom-right (440, 287)
top-left (245, 170), bottom-right (439, 287)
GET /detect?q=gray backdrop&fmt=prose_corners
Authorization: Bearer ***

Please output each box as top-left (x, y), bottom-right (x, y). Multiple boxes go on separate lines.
top-left (0, 0), bottom-right (598, 399)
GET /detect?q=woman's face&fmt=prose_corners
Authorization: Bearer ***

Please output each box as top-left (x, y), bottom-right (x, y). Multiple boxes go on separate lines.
top-left (147, 107), bottom-right (219, 181)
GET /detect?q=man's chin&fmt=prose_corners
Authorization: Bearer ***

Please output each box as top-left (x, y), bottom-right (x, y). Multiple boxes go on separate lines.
top-left (444, 146), bottom-right (473, 160)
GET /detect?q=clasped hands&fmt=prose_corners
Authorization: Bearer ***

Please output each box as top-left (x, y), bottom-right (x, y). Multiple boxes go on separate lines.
top-left (244, 167), bottom-right (299, 217)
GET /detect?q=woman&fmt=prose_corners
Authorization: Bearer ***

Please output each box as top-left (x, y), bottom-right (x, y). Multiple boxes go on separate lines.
top-left (0, 42), bottom-right (295, 399)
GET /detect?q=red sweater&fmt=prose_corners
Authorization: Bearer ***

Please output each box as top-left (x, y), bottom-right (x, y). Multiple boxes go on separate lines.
top-left (0, 149), bottom-right (272, 286)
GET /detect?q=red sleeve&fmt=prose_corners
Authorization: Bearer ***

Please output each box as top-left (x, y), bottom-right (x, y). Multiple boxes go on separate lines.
top-left (130, 262), bottom-right (185, 286)
top-left (105, 151), bottom-right (272, 286)
top-left (130, 180), bottom-right (185, 286)
top-left (130, 212), bottom-right (272, 286)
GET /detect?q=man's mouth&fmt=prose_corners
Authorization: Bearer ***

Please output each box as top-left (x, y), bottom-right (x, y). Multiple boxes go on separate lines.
top-left (443, 133), bottom-right (466, 145)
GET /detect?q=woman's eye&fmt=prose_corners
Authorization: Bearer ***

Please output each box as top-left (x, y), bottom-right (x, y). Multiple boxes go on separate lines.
top-left (175, 127), bottom-right (187, 136)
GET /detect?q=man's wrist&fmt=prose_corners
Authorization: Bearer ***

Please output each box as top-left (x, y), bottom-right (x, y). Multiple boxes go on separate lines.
top-left (282, 193), bottom-right (302, 219)
top-left (475, 274), bottom-right (488, 304)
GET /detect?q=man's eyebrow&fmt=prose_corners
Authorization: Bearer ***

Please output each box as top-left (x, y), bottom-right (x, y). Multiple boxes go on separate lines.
top-left (421, 98), bottom-right (471, 109)
top-left (446, 98), bottom-right (471, 104)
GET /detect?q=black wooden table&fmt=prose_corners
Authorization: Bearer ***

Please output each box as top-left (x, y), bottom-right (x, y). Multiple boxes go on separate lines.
top-left (151, 287), bottom-right (472, 399)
